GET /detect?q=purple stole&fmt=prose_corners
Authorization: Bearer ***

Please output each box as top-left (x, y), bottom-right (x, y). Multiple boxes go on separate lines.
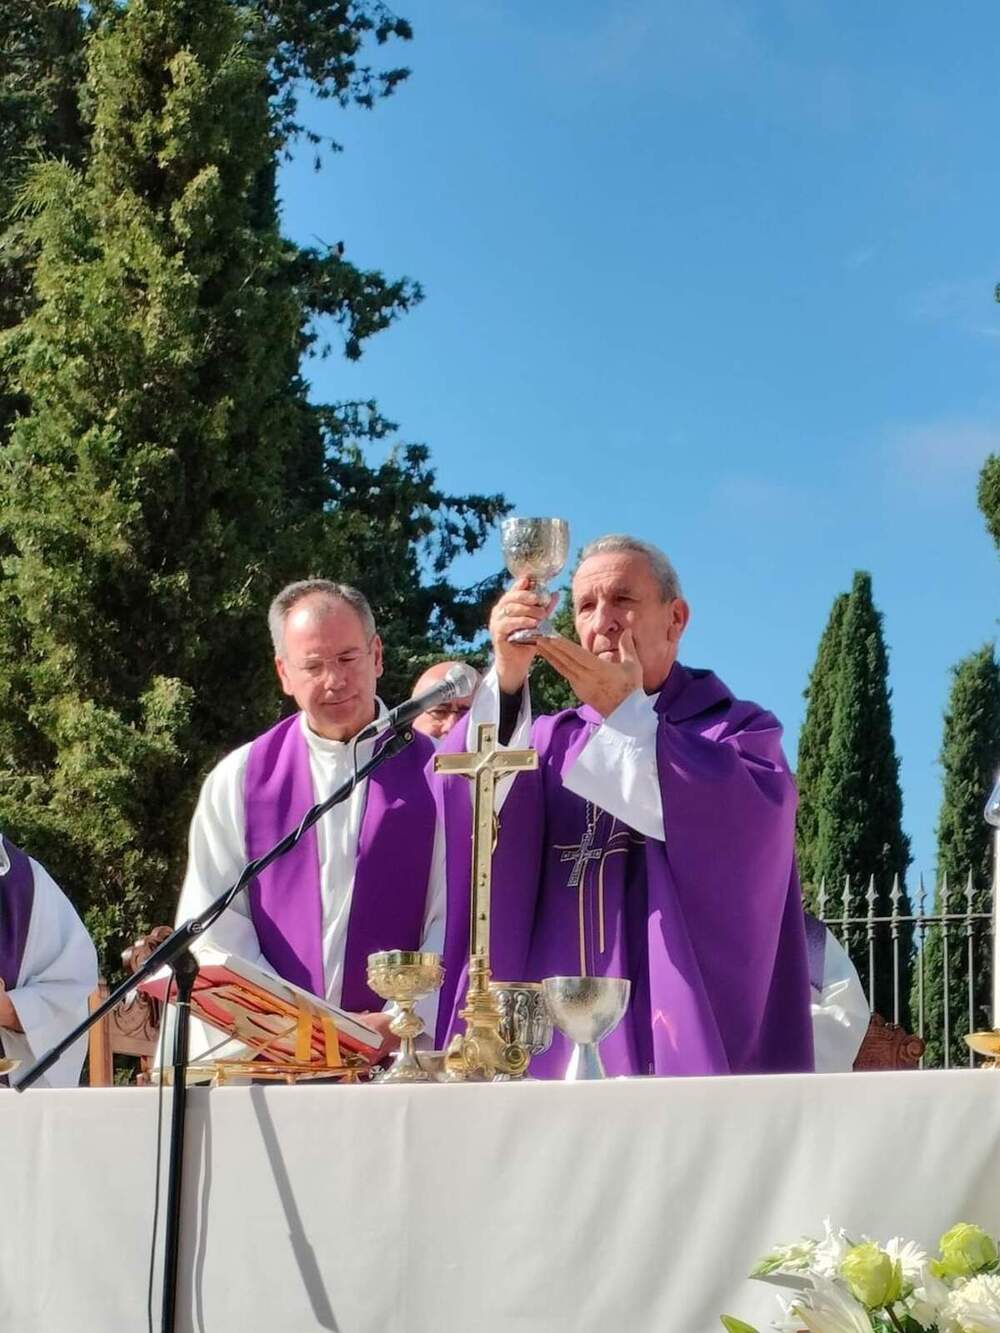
top-left (243, 716), bottom-right (435, 1012)
top-left (438, 665), bottom-right (814, 1075)
top-left (0, 837), bottom-right (34, 991)
top-left (0, 838), bottom-right (35, 1087)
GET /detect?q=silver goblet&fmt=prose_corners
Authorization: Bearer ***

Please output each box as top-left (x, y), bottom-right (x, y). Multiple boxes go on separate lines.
top-left (500, 516), bottom-right (570, 643)
top-left (489, 981), bottom-right (554, 1079)
top-left (541, 976), bottom-right (631, 1081)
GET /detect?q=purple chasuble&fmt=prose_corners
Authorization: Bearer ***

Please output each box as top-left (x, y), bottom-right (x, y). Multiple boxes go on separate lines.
top-left (437, 665), bottom-right (814, 1075)
top-left (244, 715), bottom-right (436, 1011)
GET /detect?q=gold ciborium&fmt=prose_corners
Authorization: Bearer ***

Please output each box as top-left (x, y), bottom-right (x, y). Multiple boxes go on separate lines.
top-left (965, 1031), bottom-right (1000, 1068)
top-left (366, 950), bottom-right (443, 1083)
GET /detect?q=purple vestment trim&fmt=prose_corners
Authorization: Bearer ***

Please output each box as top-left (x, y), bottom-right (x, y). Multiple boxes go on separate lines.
top-left (0, 837), bottom-right (34, 991)
top-left (244, 716), bottom-right (435, 1011)
top-left (437, 664), bottom-right (814, 1076)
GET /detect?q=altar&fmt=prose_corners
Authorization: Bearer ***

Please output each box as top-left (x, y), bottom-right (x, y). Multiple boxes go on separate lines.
top-left (3, 1071), bottom-right (999, 1333)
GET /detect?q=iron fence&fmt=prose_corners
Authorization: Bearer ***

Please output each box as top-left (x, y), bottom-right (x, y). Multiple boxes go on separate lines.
top-left (813, 871), bottom-right (994, 1069)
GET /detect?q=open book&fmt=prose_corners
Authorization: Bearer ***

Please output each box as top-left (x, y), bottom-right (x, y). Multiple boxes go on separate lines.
top-left (139, 948), bottom-right (381, 1069)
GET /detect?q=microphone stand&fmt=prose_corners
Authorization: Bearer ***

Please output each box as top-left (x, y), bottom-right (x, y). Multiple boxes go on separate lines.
top-left (14, 723), bottom-right (417, 1333)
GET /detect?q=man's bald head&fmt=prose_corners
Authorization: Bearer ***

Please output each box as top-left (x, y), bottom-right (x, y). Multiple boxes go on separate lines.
top-left (410, 661), bottom-right (480, 740)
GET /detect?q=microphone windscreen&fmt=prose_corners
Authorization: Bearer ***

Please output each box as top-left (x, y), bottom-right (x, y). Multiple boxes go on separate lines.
top-left (444, 663), bottom-right (479, 697)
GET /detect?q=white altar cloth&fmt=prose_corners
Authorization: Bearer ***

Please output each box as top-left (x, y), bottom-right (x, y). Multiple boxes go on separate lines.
top-left (3, 1071), bottom-right (999, 1332)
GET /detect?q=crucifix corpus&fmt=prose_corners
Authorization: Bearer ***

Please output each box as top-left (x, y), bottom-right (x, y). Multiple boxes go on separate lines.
top-left (434, 721), bottom-right (538, 1079)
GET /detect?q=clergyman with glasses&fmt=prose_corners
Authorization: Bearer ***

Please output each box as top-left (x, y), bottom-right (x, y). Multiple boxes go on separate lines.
top-left (174, 579), bottom-right (444, 1059)
top-left (410, 661), bottom-right (481, 745)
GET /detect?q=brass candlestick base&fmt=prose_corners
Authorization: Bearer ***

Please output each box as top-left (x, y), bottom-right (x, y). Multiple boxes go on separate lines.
top-left (444, 955), bottom-right (528, 1081)
top-left (965, 1030), bottom-right (1000, 1068)
top-left (367, 950), bottom-right (443, 1083)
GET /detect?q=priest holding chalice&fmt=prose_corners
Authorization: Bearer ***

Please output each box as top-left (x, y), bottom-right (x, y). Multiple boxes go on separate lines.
top-left (434, 529), bottom-right (815, 1078)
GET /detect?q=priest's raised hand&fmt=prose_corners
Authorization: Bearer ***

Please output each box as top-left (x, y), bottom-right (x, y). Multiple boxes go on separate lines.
top-left (488, 575), bottom-right (557, 695)
top-left (533, 628), bottom-right (642, 718)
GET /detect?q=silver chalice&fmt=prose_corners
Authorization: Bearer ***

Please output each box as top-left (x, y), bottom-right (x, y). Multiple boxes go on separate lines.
top-left (541, 975), bottom-right (631, 1081)
top-left (500, 516), bottom-right (570, 643)
top-left (490, 981), bottom-right (554, 1079)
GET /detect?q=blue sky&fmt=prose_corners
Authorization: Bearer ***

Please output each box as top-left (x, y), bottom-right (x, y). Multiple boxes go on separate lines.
top-left (278, 0), bottom-right (999, 882)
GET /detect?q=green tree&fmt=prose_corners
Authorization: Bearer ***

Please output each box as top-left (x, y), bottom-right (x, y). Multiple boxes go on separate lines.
top-left (980, 455), bottom-right (1000, 554)
top-left (915, 644), bottom-right (1000, 1067)
top-left (528, 589), bottom-right (578, 715)
top-left (794, 591), bottom-right (848, 905)
top-left (0, 0), bottom-right (505, 974)
top-left (814, 572), bottom-right (912, 1022)
top-left (0, 2), bottom-right (88, 441)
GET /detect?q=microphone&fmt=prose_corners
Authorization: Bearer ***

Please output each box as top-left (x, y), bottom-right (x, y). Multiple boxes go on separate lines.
top-left (357, 664), bottom-right (479, 742)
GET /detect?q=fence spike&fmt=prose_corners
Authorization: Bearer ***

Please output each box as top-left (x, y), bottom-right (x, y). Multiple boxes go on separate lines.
top-left (866, 873), bottom-right (877, 914)
top-left (940, 871), bottom-right (949, 913)
top-left (966, 869), bottom-right (975, 912)
top-left (817, 876), bottom-right (826, 919)
top-left (890, 873), bottom-right (902, 909)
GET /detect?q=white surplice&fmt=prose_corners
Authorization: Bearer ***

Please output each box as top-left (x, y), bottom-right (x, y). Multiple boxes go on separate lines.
top-left (0, 841), bottom-right (98, 1088)
top-left (467, 666), bottom-right (870, 1073)
top-left (173, 708), bottom-right (445, 1061)
top-left (810, 928), bottom-right (870, 1072)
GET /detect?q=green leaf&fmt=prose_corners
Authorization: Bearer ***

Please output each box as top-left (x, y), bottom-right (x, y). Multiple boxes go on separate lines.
top-left (720, 1318), bottom-right (759, 1332)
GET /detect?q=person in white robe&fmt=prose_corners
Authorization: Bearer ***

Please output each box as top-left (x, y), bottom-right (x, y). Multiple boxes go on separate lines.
top-left (173, 580), bottom-right (445, 1065)
top-left (0, 838), bottom-right (98, 1088)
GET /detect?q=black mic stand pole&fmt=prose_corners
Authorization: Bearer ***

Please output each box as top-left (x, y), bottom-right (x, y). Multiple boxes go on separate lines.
top-left (14, 725), bottom-right (416, 1333)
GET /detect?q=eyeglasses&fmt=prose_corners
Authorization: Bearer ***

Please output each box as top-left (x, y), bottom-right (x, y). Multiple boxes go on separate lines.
top-left (288, 639), bottom-right (375, 679)
top-left (425, 703), bottom-right (471, 721)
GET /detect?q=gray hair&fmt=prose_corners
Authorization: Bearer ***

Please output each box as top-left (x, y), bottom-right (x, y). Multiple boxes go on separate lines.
top-left (577, 535), bottom-right (682, 601)
top-left (268, 580), bottom-right (376, 657)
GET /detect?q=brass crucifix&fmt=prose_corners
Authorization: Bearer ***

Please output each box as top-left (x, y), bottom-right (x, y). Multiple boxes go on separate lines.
top-left (434, 722), bottom-right (537, 1079)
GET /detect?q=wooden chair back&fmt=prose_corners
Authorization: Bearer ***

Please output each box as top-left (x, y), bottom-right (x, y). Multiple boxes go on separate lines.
top-left (852, 1013), bottom-right (925, 1071)
top-left (87, 926), bottom-right (172, 1086)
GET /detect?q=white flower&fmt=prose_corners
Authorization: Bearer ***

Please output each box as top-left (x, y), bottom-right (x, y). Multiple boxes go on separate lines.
top-left (811, 1221), bottom-right (855, 1281)
top-left (906, 1263), bottom-right (953, 1327)
top-left (790, 1277), bottom-right (875, 1333)
top-left (769, 1295), bottom-right (807, 1332)
top-left (885, 1236), bottom-right (929, 1290)
top-left (941, 1274), bottom-right (1000, 1332)
top-left (753, 1237), bottom-right (818, 1278)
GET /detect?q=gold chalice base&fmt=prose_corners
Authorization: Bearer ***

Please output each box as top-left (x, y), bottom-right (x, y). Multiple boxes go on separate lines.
top-left (0, 1058), bottom-right (20, 1076)
top-left (965, 1031), bottom-right (1000, 1066)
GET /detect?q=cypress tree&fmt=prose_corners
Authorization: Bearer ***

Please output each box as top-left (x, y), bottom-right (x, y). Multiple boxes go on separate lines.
top-left (915, 645), bottom-right (1000, 1066)
top-left (795, 591), bottom-right (848, 905)
top-left (0, 0), bottom-right (506, 972)
top-left (814, 572), bottom-right (912, 1022)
